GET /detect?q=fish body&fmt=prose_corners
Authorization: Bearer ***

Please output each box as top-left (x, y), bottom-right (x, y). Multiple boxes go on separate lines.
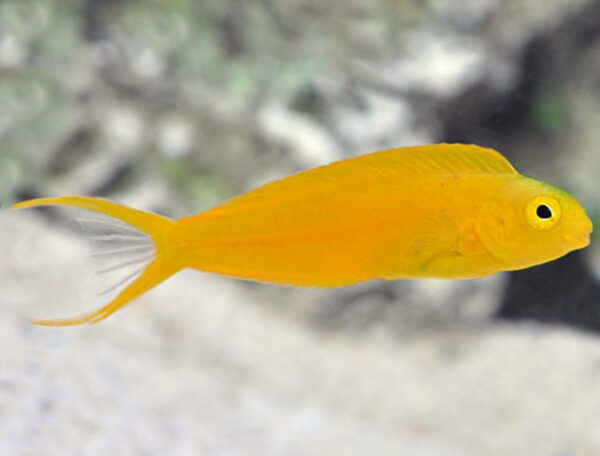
top-left (12, 144), bottom-right (592, 326)
top-left (177, 149), bottom-right (507, 283)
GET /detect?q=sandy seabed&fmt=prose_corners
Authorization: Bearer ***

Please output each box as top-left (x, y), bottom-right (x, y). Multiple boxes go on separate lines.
top-left (1, 212), bottom-right (600, 456)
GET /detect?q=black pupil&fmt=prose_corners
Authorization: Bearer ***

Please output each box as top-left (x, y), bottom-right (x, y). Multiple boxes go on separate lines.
top-left (536, 204), bottom-right (552, 219)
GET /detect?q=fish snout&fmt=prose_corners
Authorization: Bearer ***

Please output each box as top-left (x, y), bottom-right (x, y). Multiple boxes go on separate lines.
top-left (563, 219), bottom-right (593, 249)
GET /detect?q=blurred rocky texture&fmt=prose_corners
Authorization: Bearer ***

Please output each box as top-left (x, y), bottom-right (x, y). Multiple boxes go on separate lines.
top-left (2, 0), bottom-right (598, 329)
top-left (3, 0), bottom-right (600, 453)
top-left (2, 0), bottom-right (595, 209)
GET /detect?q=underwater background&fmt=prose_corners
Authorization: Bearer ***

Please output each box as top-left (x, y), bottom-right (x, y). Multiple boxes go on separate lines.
top-left (2, 0), bottom-right (600, 454)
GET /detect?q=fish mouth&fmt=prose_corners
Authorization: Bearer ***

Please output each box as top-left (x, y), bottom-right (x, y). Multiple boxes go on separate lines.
top-left (564, 220), bottom-right (593, 249)
top-left (575, 233), bottom-right (591, 249)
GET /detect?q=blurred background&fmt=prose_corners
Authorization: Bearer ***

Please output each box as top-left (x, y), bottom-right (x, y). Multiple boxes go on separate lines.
top-left (2, 0), bottom-right (600, 454)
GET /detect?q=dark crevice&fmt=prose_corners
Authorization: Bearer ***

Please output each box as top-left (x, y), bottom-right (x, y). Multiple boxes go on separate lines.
top-left (82, 0), bottom-right (117, 42)
top-left (496, 251), bottom-right (600, 332)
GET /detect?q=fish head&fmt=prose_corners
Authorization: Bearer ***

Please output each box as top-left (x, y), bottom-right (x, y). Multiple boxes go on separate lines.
top-left (477, 176), bottom-right (592, 271)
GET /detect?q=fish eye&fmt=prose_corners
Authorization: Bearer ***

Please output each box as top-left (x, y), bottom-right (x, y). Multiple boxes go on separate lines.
top-left (526, 196), bottom-right (561, 231)
top-left (536, 204), bottom-right (552, 219)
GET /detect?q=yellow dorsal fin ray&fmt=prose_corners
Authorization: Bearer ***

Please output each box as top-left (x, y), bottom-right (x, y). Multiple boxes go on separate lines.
top-left (386, 143), bottom-right (517, 176)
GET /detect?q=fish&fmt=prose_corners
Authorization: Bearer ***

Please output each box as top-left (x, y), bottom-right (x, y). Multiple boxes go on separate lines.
top-left (11, 143), bottom-right (593, 327)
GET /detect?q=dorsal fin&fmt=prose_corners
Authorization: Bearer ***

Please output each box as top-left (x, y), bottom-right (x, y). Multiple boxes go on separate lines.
top-left (373, 143), bottom-right (517, 176)
top-left (194, 143), bottom-right (518, 221)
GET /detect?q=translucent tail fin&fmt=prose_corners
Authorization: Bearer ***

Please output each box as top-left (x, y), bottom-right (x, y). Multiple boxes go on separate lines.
top-left (12, 196), bottom-right (179, 326)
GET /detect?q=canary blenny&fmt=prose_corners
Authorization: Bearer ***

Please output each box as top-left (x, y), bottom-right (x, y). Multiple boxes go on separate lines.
top-left (12, 144), bottom-right (592, 326)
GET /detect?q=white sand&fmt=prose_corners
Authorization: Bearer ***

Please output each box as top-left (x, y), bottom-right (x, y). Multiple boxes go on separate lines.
top-left (2, 212), bottom-right (600, 455)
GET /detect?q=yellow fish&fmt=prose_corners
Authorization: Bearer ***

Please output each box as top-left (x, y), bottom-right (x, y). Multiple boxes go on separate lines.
top-left (12, 143), bottom-right (592, 327)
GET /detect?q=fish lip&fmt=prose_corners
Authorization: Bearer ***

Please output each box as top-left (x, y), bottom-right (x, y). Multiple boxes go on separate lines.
top-left (583, 218), bottom-right (594, 247)
top-left (564, 222), bottom-right (593, 249)
top-left (578, 233), bottom-right (591, 249)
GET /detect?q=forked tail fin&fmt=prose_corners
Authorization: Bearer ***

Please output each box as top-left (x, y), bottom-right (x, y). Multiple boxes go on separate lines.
top-left (11, 196), bottom-right (179, 326)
